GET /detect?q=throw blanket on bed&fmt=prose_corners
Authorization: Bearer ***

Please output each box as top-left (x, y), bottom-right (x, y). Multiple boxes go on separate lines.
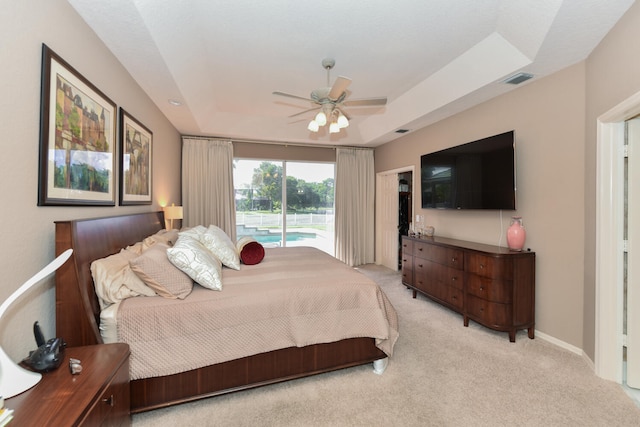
top-left (117, 247), bottom-right (399, 380)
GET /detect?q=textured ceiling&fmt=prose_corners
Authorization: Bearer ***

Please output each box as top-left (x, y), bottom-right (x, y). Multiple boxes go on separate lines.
top-left (68, 0), bottom-right (635, 147)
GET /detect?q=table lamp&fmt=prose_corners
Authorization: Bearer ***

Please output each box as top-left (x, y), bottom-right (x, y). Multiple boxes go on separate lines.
top-left (0, 249), bottom-right (72, 398)
top-left (164, 203), bottom-right (183, 230)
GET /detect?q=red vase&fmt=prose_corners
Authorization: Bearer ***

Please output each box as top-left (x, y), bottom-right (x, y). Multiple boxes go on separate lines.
top-left (507, 216), bottom-right (526, 251)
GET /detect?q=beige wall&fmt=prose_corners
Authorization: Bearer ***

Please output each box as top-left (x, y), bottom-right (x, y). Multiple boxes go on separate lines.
top-left (376, 64), bottom-right (587, 348)
top-left (234, 141), bottom-right (336, 162)
top-left (0, 0), bottom-right (181, 360)
top-left (583, 2), bottom-right (640, 360)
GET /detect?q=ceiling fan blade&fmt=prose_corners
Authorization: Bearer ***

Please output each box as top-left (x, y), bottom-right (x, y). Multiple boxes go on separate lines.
top-left (343, 97), bottom-right (387, 107)
top-left (288, 106), bottom-right (320, 118)
top-left (328, 76), bottom-right (352, 100)
top-left (273, 91), bottom-right (314, 102)
top-left (288, 117), bottom-right (310, 124)
top-left (341, 109), bottom-right (351, 120)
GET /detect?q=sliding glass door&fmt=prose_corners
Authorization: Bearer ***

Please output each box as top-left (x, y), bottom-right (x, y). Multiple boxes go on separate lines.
top-left (234, 159), bottom-right (335, 255)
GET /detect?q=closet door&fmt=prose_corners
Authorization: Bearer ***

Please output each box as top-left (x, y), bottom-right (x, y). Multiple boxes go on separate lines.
top-left (376, 173), bottom-right (399, 270)
top-left (627, 117), bottom-right (640, 388)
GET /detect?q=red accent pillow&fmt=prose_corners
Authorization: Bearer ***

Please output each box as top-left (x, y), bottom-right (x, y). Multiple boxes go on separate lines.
top-left (237, 238), bottom-right (265, 265)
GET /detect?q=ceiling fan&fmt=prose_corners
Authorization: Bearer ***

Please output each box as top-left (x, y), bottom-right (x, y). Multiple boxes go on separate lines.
top-left (273, 58), bottom-right (387, 133)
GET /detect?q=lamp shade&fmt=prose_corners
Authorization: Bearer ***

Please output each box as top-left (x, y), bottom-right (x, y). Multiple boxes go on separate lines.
top-left (315, 111), bottom-right (327, 126)
top-left (329, 121), bottom-right (340, 133)
top-left (307, 120), bottom-right (319, 132)
top-left (337, 113), bottom-right (349, 128)
top-left (164, 204), bottom-right (183, 220)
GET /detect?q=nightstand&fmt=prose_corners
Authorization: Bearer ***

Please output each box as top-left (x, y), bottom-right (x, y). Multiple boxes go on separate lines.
top-left (6, 343), bottom-right (130, 426)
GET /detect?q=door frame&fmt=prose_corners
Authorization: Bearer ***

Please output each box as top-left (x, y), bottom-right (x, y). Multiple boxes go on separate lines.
top-left (375, 165), bottom-right (415, 268)
top-left (596, 90), bottom-right (640, 382)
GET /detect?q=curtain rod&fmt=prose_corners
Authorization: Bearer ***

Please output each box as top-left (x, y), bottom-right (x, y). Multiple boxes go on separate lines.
top-left (180, 135), bottom-right (373, 151)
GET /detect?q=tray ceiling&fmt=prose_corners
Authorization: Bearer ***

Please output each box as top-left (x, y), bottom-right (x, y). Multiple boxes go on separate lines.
top-left (68, 0), bottom-right (635, 147)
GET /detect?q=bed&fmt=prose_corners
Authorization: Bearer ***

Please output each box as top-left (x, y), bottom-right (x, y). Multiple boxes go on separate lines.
top-left (54, 211), bottom-right (398, 413)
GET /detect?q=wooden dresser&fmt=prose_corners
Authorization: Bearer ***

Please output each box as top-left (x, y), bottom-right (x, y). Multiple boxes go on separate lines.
top-left (6, 343), bottom-right (130, 426)
top-left (401, 235), bottom-right (535, 342)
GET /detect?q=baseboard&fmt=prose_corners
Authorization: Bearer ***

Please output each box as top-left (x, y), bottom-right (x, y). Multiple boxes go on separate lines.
top-left (581, 350), bottom-right (596, 372)
top-left (535, 330), bottom-right (583, 356)
top-left (535, 330), bottom-right (597, 373)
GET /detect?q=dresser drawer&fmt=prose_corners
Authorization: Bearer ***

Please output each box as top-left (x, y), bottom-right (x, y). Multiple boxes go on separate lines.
top-left (401, 255), bottom-right (413, 285)
top-left (426, 262), bottom-right (464, 290)
top-left (413, 258), bottom-right (429, 291)
top-left (413, 240), bottom-right (430, 260)
top-left (423, 276), bottom-right (449, 302)
top-left (465, 274), bottom-right (513, 303)
top-left (414, 241), bottom-right (464, 269)
top-left (401, 237), bottom-right (414, 256)
top-left (446, 266), bottom-right (464, 290)
top-left (448, 287), bottom-right (464, 310)
top-left (80, 352), bottom-right (130, 426)
top-left (413, 259), bottom-right (461, 287)
top-left (466, 253), bottom-right (512, 279)
top-left (466, 294), bottom-right (512, 327)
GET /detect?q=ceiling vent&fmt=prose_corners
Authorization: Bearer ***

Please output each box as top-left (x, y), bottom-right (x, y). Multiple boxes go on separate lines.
top-left (502, 72), bottom-right (534, 85)
top-left (395, 129), bottom-right (410, 134)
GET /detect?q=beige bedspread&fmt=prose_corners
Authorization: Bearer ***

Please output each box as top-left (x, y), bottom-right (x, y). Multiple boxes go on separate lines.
top-left (117, 247), bottom-right (399, 380)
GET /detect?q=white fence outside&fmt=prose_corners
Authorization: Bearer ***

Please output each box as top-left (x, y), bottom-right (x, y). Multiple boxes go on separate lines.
top-left (236, 212), bottom-right (334, 228)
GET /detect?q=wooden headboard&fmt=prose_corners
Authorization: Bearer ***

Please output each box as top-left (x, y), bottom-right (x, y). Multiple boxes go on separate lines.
top-left (55, 211), bottom-right (165, 347)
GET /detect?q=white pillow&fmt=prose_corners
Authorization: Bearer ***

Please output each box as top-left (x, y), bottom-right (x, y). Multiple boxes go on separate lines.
top-left (179, 225), bottom-right (240, 270)
top-left (180, 225), bottom-right (208, 238)
top-left (202, 225), bottom-right (240, 270)
top-left (166, 235), bottom-right (223, 290)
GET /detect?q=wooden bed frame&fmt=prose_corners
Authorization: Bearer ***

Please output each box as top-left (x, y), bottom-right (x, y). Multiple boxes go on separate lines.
top-left (55, 211), bottom-right (386, 413)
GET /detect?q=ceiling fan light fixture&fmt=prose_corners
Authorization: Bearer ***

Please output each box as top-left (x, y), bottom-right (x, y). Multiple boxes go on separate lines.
top-left (308, 120), bottom-right (319, 132)
top-left (274, 59), bottom-right (386, 136)
top-left (337, 112), bottom-right (349, 128)
top-left (315, 111), bottom-right (327, 126)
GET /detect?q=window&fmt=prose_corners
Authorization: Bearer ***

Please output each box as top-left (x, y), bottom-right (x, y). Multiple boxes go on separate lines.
top-left (234, 159), bottom-right (335, 255)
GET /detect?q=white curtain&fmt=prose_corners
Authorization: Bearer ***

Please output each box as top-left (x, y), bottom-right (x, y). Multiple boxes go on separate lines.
top-left (335, 147), bottom-right (375, 266)
top-left (181, 137), bottom-right (236, 240)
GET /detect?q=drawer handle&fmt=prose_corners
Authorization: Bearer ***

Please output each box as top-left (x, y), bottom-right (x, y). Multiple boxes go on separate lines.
top-left (480, 264), bottom-right (485, 269)
top-left (451, 257), bottom-right (457, 262)
top-left (451, 277), bottom-right (457, 282)
top-left (102, 395), bottom-right (115, 407)
top-left (479, 286), bottom-right (484, 291)
top-left (418, 263), bottom-right (423, 268)
top-left (418, 248), bottom-right (423, 251)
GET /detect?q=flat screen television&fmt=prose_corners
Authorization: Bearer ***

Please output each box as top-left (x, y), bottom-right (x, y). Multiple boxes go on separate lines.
top-left (420, 130), bottom-right (516, 210)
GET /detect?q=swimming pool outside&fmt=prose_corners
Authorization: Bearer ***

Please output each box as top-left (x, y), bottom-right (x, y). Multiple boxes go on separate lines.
top-left (254, 231), bottom-right (316, 244)
top-left (239, 227), bottom-right (334, 255)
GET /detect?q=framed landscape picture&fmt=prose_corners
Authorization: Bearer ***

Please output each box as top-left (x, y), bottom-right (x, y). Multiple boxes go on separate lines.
top-left (119, 108), bottom-right (152, 205)
top-left (38, 44), bottom-right (116, 206)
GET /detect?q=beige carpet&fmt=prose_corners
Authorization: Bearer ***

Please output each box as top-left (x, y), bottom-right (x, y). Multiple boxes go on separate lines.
top-left (132, 264), bottom-right (640, 426)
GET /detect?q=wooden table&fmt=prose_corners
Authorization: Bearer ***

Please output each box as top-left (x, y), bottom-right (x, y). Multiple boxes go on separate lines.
top-left (6, 343), bottom-right (130, 426)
